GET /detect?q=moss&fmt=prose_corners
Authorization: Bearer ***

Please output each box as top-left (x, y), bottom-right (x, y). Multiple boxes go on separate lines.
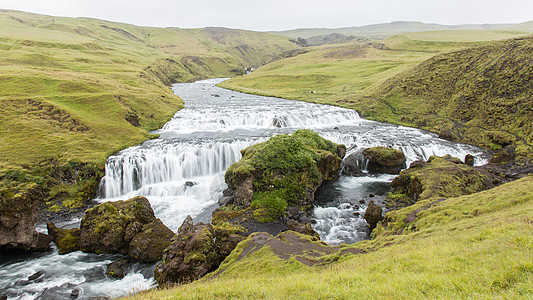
top-left (386, 155), bottom-right (490, 210)
top-left (224, 130), bottom-right (344, 224)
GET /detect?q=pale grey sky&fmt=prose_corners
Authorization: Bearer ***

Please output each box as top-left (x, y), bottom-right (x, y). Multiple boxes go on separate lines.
top-left (1, 0), bottom-right (532, 31)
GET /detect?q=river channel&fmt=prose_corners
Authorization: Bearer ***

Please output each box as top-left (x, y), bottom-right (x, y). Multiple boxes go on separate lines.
top-left (0, 78), bottom-right (490, 299)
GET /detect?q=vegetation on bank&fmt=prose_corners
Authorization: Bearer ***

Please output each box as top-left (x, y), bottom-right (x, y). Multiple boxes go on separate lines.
top-left (219, 33), bottom-right (533, 161)
top-left (127, 176), bottom-right (533, 299)
top-left (0, 9), bottom-right (298, 210)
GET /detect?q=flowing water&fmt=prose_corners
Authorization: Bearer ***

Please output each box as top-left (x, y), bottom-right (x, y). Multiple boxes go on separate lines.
top-left (0, 78), bottom-right (490, 299)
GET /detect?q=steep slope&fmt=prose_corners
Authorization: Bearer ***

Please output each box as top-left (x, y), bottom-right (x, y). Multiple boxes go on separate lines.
top-left (0, 9), bottom-right (299, 211)
top-left (372, 36), bottom-right (533, 159)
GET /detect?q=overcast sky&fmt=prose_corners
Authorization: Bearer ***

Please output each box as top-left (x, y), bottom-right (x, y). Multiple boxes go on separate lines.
top-left (1, 0), bottom-right (532, 31)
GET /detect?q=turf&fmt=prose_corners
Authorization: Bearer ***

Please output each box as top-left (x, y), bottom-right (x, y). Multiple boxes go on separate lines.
top-left (126, 176), bottom-right (533, 299)
top-left (0, 9), bottom-right (298, 170)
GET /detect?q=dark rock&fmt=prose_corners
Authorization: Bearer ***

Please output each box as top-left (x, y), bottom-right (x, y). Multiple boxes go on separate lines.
top-left (28, 270), bottom-right (45, 281)
top-left (218, 196), bottom-right (233, 206)
top-left (369, 194), bottom-right (374, 198)
top-left (0, 295), bottom-right (5, 300)
top-left (342, 151), bottom-right (364, 176)
top-left (438, 129), bottom-right (456, 141)
top-left (47, 222), bottom-right (80, 255)
top-left (128, 219), bottom-right (175, 262)
top-left (490, 145), bottom-right (516, 164)
top-left (70, 288), bottom-right (80, 299)
top-left (465, 154), bottom-right (475, 166)
top-left (106, 259), bottom-right (130, 278)
top-left (0, 183), bottom-right (53, 253)
top-left (364, 201), bottom-right (383, 232)
top-left (362, 147), bottom-right (406, 175)
top-left (154, 217), bottom-right (219, 286)
top-left (184, 181), bottom-right (197, 187)
top-left (409, 160), bottom-right (425, 168)
top-left (79, 196), bottom-right (174, 262)
top-left (214, 227), bottom-right (246, 259)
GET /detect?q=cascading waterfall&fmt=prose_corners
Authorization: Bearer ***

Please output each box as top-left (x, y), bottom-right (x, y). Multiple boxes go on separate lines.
top-left (1, 78), bottom-right (491, 299)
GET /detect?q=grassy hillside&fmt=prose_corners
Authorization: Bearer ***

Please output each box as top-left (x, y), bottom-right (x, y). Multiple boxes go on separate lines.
top-left (372, 36), bottom-right (533, 158)
top-left (220, 34), bottom-right (533, 160)
top-left (0, 9), bottom-right (298, 209)
top-left (271, 20), bottom-right (530, 39)
top-left (127, 176), bottom-right (533, 299)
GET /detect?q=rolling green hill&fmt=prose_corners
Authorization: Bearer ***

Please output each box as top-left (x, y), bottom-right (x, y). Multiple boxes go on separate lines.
top-left (271, 20), bottom-right (532, 39)
top-left (0, 9), bottom-right (299, 209)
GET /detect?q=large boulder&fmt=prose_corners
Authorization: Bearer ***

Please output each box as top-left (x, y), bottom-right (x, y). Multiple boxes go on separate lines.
top-left (47, 222), bottom-right (80, 254)
top-left (154, 216), bottom-right (220, 286)
top-left (386, 155), bottom-right (495, 210)
top-left (0, 183), bottom-right (53, 252)
top-left (79, 196), bottom-right (174, 262)
top-left (361, 147), bottom-right (406, 175)
top-left (218, 130), bottom-right (345, 237)
top-left (128, 219), bottom-right (175, 262)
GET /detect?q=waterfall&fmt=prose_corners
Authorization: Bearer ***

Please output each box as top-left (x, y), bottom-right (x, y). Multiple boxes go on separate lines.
top-left (1, 78), bottom-right (492, 299)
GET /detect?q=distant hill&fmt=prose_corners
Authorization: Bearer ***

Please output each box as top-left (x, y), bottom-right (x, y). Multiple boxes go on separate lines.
top-left (271, 20), bottom-right (531, 39)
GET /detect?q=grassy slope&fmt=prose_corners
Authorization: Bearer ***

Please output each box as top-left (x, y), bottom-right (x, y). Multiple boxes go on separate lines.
top-left (0, 10), bottom-right (298, 170)
top-left (128, 176), bottom-right (533, 299)
top-left (220, 33), bottom-right (533, 159)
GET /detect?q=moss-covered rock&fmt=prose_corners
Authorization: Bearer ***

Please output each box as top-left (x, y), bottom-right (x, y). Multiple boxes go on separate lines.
top-left (128, 219), bottom-right (175, 262)
top-left (79, 196), bottom-right (174, 262)
top-left (364, 200), bottom-right (383, 232)
top-left (106, 259), bottom-right (131, 279)
top-left (219, 130), bottom-right (345, 236)
top-left (362, 147), bottom-right (406, 174)
top-left (47, 222), bottom-right (80, 254)
top-left (385, 155), bottom-right (494, 210)
top-left (154, 216), bottom-right (220, 286)
top-left (0, 183), bottom-right (53, 253)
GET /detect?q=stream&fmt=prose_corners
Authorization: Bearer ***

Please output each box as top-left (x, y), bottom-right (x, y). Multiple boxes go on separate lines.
top-left (0, 78), bottom-right (490, 299)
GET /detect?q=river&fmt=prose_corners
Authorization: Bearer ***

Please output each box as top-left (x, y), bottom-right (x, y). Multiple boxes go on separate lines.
top-left (0, 78), bottom-right (490, 299)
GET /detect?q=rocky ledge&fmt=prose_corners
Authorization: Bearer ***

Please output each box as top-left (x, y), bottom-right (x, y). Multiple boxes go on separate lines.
top-left (48, 196), bottom-right (174, 263)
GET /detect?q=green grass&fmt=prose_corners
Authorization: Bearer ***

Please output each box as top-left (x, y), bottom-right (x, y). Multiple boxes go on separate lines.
top-left (0, 10), bottom-right (299, 207)
top-left (220, 33), bottom-right (533, 160)
top-left (126, 176), bottom-right (533, 299)
top-left (0, 10), bottom-right (298, 169)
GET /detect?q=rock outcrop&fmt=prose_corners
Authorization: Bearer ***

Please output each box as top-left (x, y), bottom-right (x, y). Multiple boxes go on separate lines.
top-left (47, 222), bottom-right (80, 254)
top-left (154, 216), bottom-right (220, 286)
top-left (342, 147), bottom-right (406, 176)
top-left (0, 184), bottom-right (53, 252)
top-left (386, 155), bottom-right (495, 210)
top-left (78, 196), bottom-right (174, 262)
top-left (216, 130), bottom-right (346, 237)
top-left (361, 147), bottom-right (406, 175)
top-left (364, 200), bottom-right (383, 232)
